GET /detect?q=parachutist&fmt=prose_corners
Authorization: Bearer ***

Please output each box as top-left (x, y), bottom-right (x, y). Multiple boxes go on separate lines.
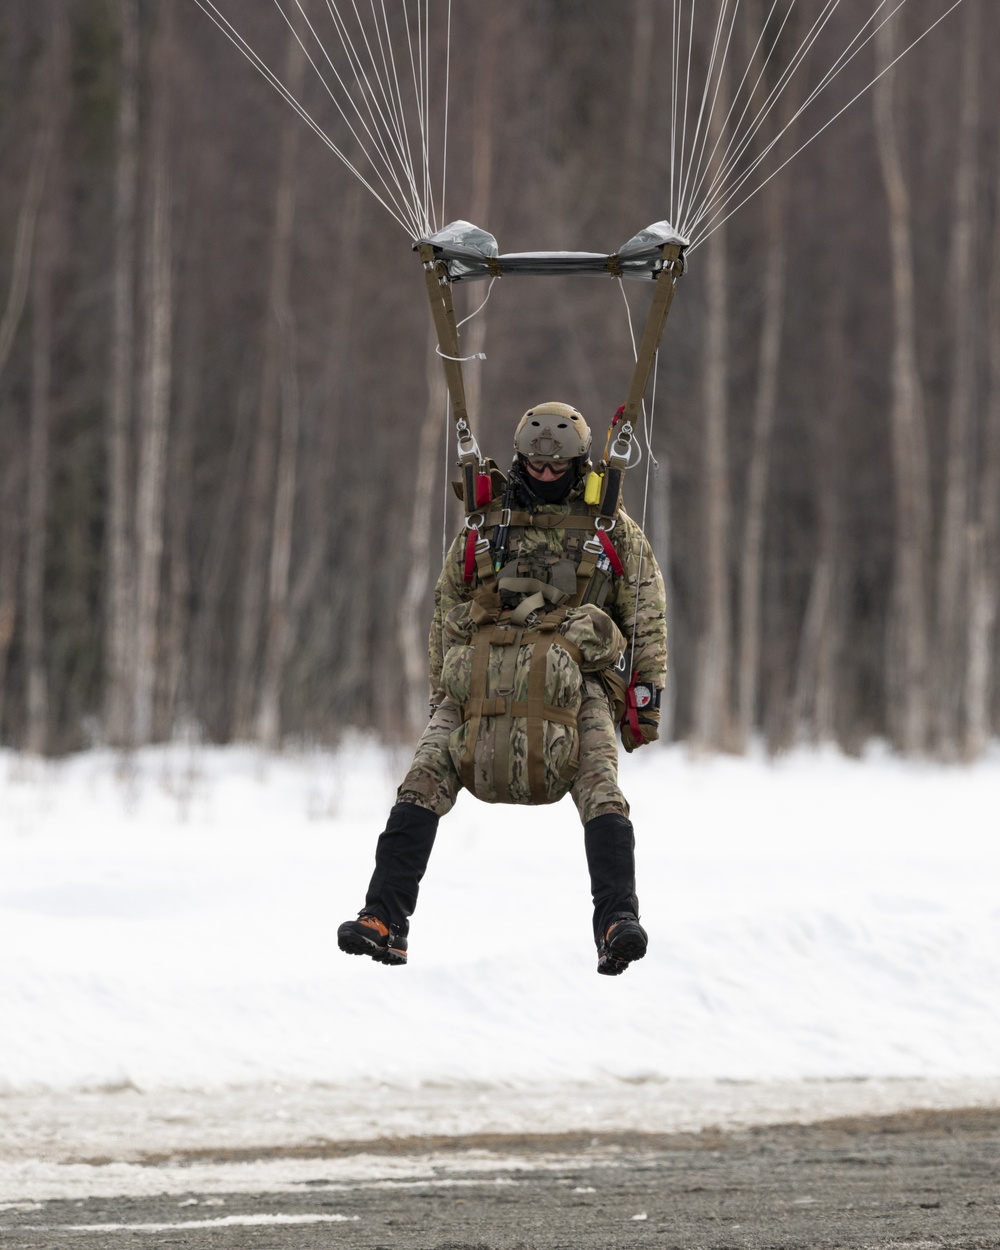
top-left (338, 403), bottom-right (666, 975)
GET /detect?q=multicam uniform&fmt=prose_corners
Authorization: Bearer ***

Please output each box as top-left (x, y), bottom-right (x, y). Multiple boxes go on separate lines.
top-left (396, 479), bottom-right (667, 824)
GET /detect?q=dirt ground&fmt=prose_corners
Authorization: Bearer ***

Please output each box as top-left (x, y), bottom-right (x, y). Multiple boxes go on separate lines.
top-left (2, 1106), bottom-right (998, 1249)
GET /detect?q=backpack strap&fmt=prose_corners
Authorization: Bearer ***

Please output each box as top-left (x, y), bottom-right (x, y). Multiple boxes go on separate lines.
top-left (458, 623), bottom-right (504, 794)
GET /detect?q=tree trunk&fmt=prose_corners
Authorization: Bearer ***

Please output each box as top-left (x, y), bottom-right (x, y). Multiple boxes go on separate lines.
top-left (24, 2), bottom-right (68, 755)
top-left (231, 11), bottom-right (305, 740)
top-left (0, 84), bottom-right (52, 381)
top-left (793, 280), bottom-right (844, 745)
top-left (132, 0), bottom-right (174, 746)
top-left (190, 374), bottom-right (254, 736)
top-left (256, 315), bottom-right (300, 747)
top-left (872, 18), bottom-right (931, 754)
top-left (624, 0), bottom-right (655, 210)
top-left (934, 0), bottom-right (979, 756)
top-left (963, 523), bottom-right (992, 759)
top-left (693, 80), bottom-right (732, 752)
top-left (966, 75), bottom-right (1000, 756)
top-left (157, 240), bottom-right (203, 739)
top-left (285, 182), bottom-right (363, 683)
top-left (735, 178), bottom-right (787, 751)
top-left (104, 0), bottom-right (140, 747)
top-left (0, 457), bottom-right (22, 738)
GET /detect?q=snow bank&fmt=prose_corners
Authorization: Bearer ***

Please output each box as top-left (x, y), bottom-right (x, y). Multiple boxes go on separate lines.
top-left (1, 741), bottom-right (999, 1094)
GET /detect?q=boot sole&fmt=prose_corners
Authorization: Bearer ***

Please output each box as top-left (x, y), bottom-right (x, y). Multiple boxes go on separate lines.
top-left (338, 927), bottom-right (407, 966)
top-left (597, 929), bottom-right (647, 976)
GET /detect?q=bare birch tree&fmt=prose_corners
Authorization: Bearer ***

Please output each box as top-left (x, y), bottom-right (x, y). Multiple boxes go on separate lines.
top-left (231, 9), bottom-right (305, 740)
top-left (256, 315), bottom-right (300, 747)
top-left (793, 278), bottom-right (844, 744)
top-left (934, 0), bottom-right (979, 756)
top-left (693, 81), bottom-right (732, 751)
top-left (966, 57), bottom-right (1000, 757)
top-left (23, 2), bottom-right (68, 754)
top-left (873, 17), bottom-right (931, 753)
top-left (735, 178), bottom-right (787, 750)
top-left (104, 0), bottom-right (140, 746)
top-left (0, 458), bottom-right (22, 735)
top-left (132, 0), bottom-right (175, 745)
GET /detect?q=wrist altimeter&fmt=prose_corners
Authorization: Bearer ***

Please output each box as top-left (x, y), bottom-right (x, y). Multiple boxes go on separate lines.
top-left (633, 683), bottom-right (662, 712)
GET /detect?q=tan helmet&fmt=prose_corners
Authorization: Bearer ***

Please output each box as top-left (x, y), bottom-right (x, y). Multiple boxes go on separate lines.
top-left (513, 402), bottom-right (591, 463)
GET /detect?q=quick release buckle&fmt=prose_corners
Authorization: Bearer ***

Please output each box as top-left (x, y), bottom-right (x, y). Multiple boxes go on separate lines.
top-left (456, 417), bottom-right (481, 461)
top-left (610, 423), bottom-right (634, 462)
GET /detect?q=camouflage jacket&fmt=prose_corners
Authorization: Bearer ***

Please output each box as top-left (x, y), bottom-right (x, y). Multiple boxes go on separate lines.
top-left (428, 481), bottom-right (667, 705)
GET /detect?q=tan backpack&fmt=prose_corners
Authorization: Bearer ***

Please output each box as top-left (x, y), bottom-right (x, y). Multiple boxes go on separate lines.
top-left (440, 594), bottom-right (626, 805)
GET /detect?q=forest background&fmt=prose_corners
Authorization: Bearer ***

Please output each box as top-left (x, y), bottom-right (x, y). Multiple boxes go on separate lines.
top-left (0, 0), bottom-right (995, 760)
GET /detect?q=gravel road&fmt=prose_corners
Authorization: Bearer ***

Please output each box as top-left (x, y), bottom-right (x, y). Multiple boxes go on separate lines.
top-left (2, 1107), bottom-right (998, 1249)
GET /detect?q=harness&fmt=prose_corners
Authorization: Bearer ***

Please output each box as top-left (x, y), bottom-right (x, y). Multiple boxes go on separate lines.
top-left (418, 223), bottom-right (685, 805)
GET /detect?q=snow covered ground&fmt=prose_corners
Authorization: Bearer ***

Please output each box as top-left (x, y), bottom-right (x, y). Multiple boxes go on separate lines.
top-left (1, 739), bottom-right (999, 1154)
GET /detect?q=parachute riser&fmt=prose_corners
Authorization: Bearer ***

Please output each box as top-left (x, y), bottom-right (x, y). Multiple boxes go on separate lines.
top-left (418, 242), bottom-right (488, 528)
top-left (620, 242), bottom-right (684, 433)
top-left (587, 241), bottom-right (683, 520)
top-left (418, 243), bottom-right (470, 428)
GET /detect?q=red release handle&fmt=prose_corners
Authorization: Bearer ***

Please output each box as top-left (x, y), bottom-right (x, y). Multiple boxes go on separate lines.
top-left (463, 529), bottom-right (478, 583)
top-left (598, 527), bottom-right (625, 577)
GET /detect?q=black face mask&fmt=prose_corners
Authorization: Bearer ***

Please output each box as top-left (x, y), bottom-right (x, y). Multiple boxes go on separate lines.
top-left (528, 470), bottom-right (573, 503)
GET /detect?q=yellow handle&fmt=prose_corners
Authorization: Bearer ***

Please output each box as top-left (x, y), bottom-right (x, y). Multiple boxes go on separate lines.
top-left (584, 471), bottom-right (604, 506)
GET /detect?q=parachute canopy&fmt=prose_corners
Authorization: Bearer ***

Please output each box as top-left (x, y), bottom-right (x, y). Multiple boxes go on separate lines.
top-left (415, 221), bottom-right (689, 283)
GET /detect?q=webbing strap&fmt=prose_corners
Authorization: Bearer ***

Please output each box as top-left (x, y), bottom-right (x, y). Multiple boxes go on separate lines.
top-left (526, 632), bottom-right (558, 803)
top-left (485, 509), bottom-right (598, 530)
top-left (498, 577), bottom-right (569, 602)
top-left (459, 626), bottom-right (495, 793)
top-left (472, 699), bottom-right (578, 727)
top-left (418, 243), bottom-right (468, 427)
top-left (574, 546), bottom-right (600, 607)
top-left (491, 628), bottom-right (522, 804)
top-left (621, 242), bottom-right (684, 426)
top-left (509, 592), bottom-right (546, 626)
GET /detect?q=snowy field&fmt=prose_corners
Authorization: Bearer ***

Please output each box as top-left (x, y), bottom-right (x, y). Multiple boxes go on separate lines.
top-left (2, 739), bottom-right (1000, 1160)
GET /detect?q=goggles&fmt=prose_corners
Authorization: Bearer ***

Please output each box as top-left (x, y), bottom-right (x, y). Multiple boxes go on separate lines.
top-left (523, 457), bottom-right (570, 476)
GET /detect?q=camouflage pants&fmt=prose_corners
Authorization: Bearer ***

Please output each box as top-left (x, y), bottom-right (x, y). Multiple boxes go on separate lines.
top-left (396, 677), bottom-right (629, 823)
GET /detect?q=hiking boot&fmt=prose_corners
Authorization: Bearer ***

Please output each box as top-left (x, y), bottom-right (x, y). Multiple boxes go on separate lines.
top-left (337, 913), bottom-right (408, 966)
top-left (596, 916), bottom-right (647, 976)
